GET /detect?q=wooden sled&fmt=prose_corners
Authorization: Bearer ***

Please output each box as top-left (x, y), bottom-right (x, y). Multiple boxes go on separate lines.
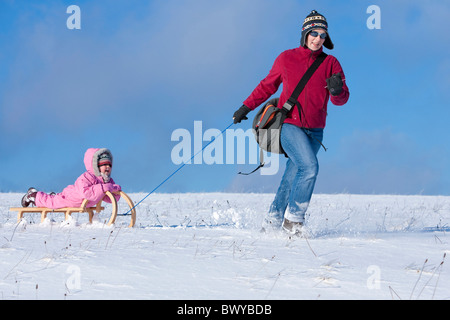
top-left (10, 191), bottom-right (136, 228)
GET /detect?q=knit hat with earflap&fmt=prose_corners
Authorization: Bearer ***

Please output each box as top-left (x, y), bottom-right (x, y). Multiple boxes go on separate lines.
top-left (301, 10), bottom-right (334, 50)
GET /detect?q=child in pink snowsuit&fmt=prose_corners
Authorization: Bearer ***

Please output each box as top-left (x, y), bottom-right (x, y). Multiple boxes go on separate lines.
top-left (21, 148), bottom-right (121, 209)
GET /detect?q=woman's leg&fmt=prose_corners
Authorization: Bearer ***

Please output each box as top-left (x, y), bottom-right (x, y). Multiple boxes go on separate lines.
top-left (263, 158), bottom-right (297, 229)
top-left (264, 124), bottom-right (323, 229)
top-left (282, 125), bottom-right (323, 223)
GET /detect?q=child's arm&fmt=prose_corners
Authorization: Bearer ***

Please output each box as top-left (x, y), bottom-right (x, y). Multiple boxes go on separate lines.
top-left (74, 173), bottom-right (121, 204)
top-left (74, 173), bottom-right (110, 203)
top-left (101, 180), bottom-right (121, 203)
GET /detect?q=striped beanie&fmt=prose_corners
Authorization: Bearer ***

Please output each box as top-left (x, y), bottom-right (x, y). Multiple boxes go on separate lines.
top-left (98, 151), bottom-right (112, 166)
top-left (301, 10), bottom-right (334, 50)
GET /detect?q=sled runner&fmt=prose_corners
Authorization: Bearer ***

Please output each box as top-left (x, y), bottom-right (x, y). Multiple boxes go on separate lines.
top-left (10, 191), bottom-right (136, 228)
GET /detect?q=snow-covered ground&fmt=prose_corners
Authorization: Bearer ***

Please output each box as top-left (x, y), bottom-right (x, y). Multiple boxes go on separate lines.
top-left (1, 192), bottom-right (450, 300)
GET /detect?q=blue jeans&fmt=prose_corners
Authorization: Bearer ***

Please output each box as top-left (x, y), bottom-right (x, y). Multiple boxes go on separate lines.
top-left (264, 124), bottom-right (324, 227)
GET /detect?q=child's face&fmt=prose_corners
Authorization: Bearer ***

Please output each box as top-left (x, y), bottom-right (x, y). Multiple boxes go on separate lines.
top-left (99, 164), bottom-right (112, 177)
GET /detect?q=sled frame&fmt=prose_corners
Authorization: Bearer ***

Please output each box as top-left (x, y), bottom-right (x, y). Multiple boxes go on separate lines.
top-left (10, 191), bottom-right (136, 228)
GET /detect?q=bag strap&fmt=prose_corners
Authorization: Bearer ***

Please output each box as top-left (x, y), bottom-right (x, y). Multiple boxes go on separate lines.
top-left (239, 52), bottom-right (327, 176)
top-left (281, 52), bottom-right (328, 114)
top-left (238, 148), bottom-right (265, 176)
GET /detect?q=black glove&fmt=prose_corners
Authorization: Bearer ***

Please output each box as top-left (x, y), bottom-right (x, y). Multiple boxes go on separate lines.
top-left (233, 105), bottom-right (251, 124)
top-left (326, 73), bottom-right (343, 96)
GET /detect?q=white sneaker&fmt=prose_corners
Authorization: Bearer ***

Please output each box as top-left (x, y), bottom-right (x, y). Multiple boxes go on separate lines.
top-left (282, 218), bottom-right (303, 236)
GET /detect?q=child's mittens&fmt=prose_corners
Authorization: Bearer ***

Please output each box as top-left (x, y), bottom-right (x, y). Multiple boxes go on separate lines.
top-left (102, 183), bottom-right (122, 193)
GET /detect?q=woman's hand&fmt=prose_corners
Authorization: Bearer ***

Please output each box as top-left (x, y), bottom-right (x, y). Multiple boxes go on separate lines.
top-left (326, 73), bottom-right (343, 96)
top-left (233, 105), bottom-right (251, 124)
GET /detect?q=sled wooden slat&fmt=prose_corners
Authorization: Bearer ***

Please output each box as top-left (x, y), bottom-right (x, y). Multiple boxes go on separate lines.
top-left (10, 191), bottom-right (136, 227)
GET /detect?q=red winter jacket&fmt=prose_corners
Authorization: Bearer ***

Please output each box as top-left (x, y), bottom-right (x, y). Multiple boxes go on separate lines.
top-left (243, 46), bottom-right (349, 129)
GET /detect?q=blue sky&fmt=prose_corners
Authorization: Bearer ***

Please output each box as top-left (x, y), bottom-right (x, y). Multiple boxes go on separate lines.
top-left (1, 0), bottom-right (449, 196)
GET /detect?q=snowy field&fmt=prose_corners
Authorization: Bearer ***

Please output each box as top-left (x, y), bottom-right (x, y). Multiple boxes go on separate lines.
top-left (1, 192), bottom-right (450, 300)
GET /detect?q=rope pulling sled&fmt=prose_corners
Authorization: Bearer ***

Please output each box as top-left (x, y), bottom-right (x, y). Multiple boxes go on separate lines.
top-left (10, 122), bottom-right (235, 227)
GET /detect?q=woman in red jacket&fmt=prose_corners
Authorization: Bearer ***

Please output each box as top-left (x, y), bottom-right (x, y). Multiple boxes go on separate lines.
top-left (233, 10), bottom-right (350, 236)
